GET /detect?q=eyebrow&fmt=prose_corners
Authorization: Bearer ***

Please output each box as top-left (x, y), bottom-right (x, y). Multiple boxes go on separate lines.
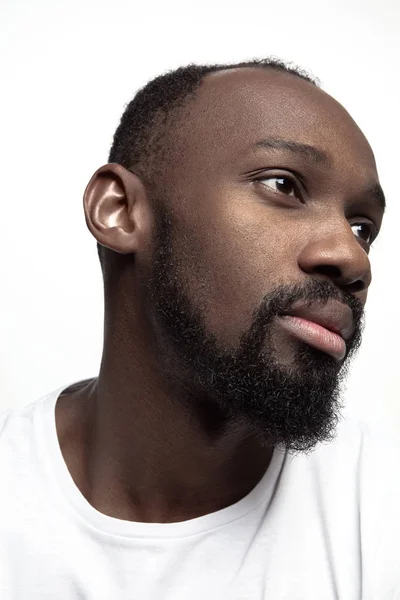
top-left (254, 137), bottom-right (386, 214)
top-left (363, 183), bottom-right (386, 214)
top-left (254, 138), bottom-right (329, 165)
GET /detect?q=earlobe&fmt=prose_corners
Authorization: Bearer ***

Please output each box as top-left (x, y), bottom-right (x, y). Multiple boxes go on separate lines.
top-left (83, 163), bottom-right (149, 254)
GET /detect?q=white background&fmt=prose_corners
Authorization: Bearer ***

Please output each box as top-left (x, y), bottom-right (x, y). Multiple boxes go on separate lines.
top-left (1, 0), bottom-right (399, 433)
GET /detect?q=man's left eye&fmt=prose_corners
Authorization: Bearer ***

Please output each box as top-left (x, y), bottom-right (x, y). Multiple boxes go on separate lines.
top-left (351, 222), bottom-right (378, 246)
top-left (259, 176), bottom-right (297, 197)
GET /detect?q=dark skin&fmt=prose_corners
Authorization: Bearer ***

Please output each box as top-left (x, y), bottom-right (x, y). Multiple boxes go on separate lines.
top-left (56, 68), bottom-right (385, 523)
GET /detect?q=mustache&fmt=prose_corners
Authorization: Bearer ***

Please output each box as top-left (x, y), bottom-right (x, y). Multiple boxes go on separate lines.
top-left (241, 279), bottom-right (365, 354)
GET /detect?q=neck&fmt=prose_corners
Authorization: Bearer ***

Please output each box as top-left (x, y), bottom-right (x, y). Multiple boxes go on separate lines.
top-left (56, 345), bottom-right (274, 524)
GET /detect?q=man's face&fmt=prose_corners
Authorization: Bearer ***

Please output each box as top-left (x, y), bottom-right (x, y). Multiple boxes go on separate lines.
top-left (144, 68), bottom-right (385, 452)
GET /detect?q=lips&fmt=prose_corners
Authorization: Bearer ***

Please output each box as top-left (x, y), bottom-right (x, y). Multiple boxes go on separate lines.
top-left (282, 301), bottom-right (355, 341)
top-left (277, 301), bottom-right (355, 361)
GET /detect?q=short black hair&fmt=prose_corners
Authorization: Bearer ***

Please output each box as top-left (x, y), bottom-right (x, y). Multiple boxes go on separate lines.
top-left (99, 58), bottom-right (319, 270)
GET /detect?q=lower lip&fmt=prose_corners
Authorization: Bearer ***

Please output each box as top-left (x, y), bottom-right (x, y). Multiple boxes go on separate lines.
top-left (278, 316), bottom-right (347, 361)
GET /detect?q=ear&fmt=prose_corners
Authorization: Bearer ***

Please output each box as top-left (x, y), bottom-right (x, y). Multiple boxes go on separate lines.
top-left (83, 163), bottom-right (152, 254)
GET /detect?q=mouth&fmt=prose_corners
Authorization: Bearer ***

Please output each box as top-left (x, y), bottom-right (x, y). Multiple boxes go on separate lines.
top-left (277, 315), bottom-right (347, 361)
top-left (275, 301), bottom-right (354, 361)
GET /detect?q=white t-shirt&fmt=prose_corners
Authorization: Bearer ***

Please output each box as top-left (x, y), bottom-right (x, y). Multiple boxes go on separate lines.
top-left (1, 382), bottom-right (400, 599)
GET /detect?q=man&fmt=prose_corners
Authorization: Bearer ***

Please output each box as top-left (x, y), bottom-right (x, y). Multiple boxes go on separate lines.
top-left (1, 58), bottom-right (399, 599)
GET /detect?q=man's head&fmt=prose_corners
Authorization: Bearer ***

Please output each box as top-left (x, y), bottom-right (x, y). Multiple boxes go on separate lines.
top-left (84, 59), bottom-right (385, 453)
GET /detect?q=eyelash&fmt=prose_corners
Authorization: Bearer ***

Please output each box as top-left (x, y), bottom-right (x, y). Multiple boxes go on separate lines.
top-left (252, 172), bottom-right (305, 202)
top-left (352, 223), bottom-right (378, 248)
top-left (252, 173), bottom-right (378, 247)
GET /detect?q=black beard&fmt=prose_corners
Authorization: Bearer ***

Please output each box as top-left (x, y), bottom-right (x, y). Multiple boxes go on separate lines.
top-left (147, 203), bottom-right (365, 454)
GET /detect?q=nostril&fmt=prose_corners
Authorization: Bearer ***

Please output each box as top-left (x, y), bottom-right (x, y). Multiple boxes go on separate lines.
top-left (315, 265), bottom-right (365, 294)
top-left (346, 280), bottom-right (364, 294)
top-left (317, 265), bottom-right (342, 279)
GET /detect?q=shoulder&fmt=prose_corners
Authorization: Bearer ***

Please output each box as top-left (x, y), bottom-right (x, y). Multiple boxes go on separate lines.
top-left (0, 399), bottom-right (46, 525)
top-left (300, 416), bottom-right (400, 487)
top-left (283, 415), bottom-right (400, 510)
top-left (0, 400), bottom-right (38, 443)
top-left (308, 417), bottom-right (400, 553)
top-left (0, 383), bottom-right (80, 523)
top-left (335, 416), bottom-right (400, 472)
top-left (0, 396), bottom-right (46, 468)
top-left (0, 380), bottom-right (90, 451)
top-left (305, 415), bottom-right (400, 465)
top-left (284, 417), bottom-right (400, 594)
top-left (0, 382), bottom-right (74, 466)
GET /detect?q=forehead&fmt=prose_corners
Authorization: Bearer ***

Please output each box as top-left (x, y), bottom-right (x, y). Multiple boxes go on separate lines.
top-left (174, 68), bottom-right (376, 175)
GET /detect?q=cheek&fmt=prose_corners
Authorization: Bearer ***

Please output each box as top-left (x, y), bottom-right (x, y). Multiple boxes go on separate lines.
top-left (176, 200), bottom-right (301, 347)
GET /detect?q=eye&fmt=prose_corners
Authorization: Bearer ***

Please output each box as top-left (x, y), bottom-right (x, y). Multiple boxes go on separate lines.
top-left (258, 176), bottom-right (299, 198)
top-left (351, 222), bottom-right (378, 246)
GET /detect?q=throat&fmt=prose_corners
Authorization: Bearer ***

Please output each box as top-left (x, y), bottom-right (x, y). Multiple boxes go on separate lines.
top-left (55, 381), bottom-right (274, 524)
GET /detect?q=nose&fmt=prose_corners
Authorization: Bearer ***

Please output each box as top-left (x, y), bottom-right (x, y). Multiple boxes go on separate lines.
top-left (297, 223), bottom-right (372, 295)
